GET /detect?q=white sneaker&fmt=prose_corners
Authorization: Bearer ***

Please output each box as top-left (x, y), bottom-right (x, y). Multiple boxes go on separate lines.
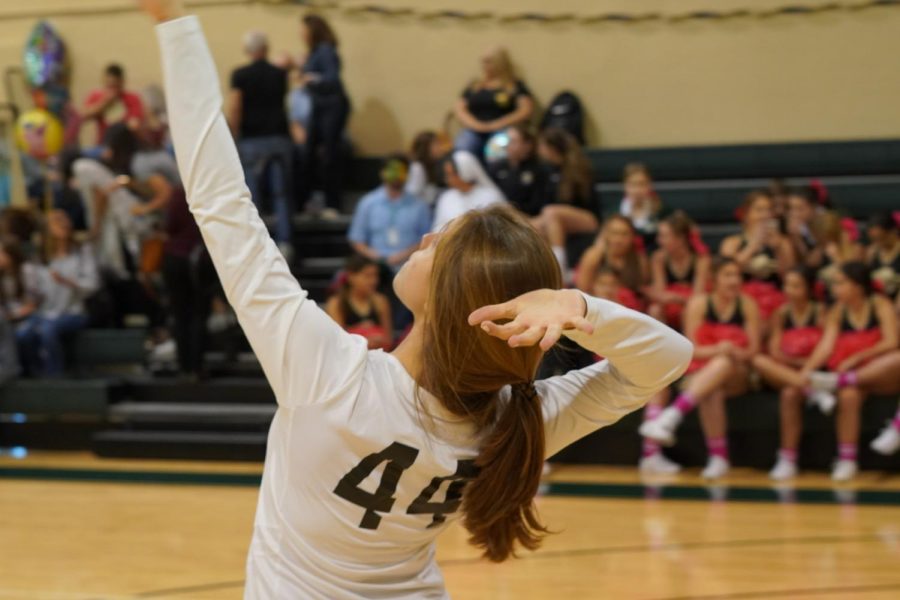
top-left (810, 371), bottom-right (839, 392)
top-left (701, 456), bottom-right (730, 480)
top-left (638, 407), bottom-right (683, 446)
top-left (831, 459), bottom-right (858, 482)
top-left (639, 452), bottom-right (681, 475)
top-left (808, 389), bottom-right (836, 415)
top-left (871, 424), bottom-right (900, 456)
top-left (769, 456), bottom-right (798, 481)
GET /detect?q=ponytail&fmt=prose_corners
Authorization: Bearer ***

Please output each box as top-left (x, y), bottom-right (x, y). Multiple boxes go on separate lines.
top-left (462, 381), bottom-right (548, 562)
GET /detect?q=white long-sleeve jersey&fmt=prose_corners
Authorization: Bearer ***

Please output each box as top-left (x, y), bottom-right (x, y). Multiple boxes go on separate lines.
top-left (156, 16), bottom-right (692, 600)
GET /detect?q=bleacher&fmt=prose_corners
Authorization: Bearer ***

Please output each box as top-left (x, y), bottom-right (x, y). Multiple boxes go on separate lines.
top-left (2, 138), bottom-right (898, 470)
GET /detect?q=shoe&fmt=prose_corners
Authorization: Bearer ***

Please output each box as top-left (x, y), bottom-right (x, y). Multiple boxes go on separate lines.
top-left (769, 457), bottom-right (798, 481)
top-left (808, 389), bottom-right (836, 415)
top-left (870, 423), bottom-right (900, 456)
top-left (639, 452), bottom-right (681, 475)
top-left (701, 456), bottom-right (730, 480)
top-left (638, 407), bottom-right (682, 446)
top-left (831, 459), bottom-right (858, 482)
top-left (810, 371), bottom-right (839, 392)
top-left (319, 207), bottom-right (341, 221)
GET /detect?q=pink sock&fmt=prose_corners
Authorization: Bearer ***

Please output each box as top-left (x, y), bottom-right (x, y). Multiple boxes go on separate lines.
top-left (779, 448), bottom-right (797, 462)
top-left (837, 371), bottom-right (858, 388)
top-left (892, 415), bottom-right (900, 432)
top-left (707, 437), bottom-right (729, 459)
top-left (645, 404), bottom-right (663, 420)
top-left (838, 443), bottom-right (857, 461)
top-left (642, 439), bottom-right (661, 458)
top-left (673, 392), bottom-right (696, 415)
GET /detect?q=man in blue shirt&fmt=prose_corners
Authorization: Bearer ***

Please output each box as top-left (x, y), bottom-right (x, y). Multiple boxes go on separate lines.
top-left (348, 155), bottom-right (432, 272)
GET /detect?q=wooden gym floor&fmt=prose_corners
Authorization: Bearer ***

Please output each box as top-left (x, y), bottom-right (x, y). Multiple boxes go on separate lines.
top-left (1, 451), bottom-right (899, 599)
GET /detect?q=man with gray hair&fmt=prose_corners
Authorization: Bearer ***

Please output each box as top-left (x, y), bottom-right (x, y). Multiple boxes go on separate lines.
top-left (228, 29), bottom-right (294, 259)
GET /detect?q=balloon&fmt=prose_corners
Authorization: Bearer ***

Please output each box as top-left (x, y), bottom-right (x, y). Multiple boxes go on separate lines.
top-left (483, 129), bottom-right (510, 164)
top-left (15, 109), bottom-right (64, 160)
top-left (23, 21), bottom-right (67, 89)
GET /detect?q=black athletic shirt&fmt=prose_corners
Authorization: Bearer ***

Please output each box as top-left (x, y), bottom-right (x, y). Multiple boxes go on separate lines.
top-left (461, 80), bottom-right (531, 122)
top-left (488, 157), bottom-right (545, 216)
top-left (230, 60), bottom-right (288, 138)
top-left (706, 296), bottom-right (745, 326)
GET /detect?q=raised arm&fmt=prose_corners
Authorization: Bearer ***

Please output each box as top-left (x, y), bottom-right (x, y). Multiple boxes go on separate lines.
top-left (470, 289), bottom-right (692, 457)
top-left (151, 9), bottom-right (366, 405)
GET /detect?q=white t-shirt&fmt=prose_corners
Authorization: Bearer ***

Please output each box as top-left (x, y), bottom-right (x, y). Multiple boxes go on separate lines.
top-left (158, 17), bottom-right (692, 600)
top-left (431, 186), bottom-right (505, 233)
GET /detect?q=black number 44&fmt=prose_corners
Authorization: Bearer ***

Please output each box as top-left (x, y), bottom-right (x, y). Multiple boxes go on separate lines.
top-left (333, 442), bottom-right (477, 530)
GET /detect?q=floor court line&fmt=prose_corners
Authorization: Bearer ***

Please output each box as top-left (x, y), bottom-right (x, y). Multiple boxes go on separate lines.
top-left (654, 582), bottom-right (900, 600)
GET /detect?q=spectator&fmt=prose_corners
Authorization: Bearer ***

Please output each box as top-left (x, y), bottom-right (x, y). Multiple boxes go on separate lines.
top-left (81, 63), bottom-right (145, 149)
top-left (786, 187), bottom-right (822, 269)
top-left (162, 186), bottom-right (215, 379)
top-left (141, 84), bottom-right (170, 150)
top-left (813, 211), bottom-right (865, 298)
top-left (590, 266), bottom-right (642, 312)
top-left (646, 211), bottom-right (711, 328)
top-left (751, 266), bottom-right (825, 480)
top-left (619, 163), bottom-right (661, 250)
top-left (0, 238), bottom-right (42, 326)
top-left (432, 151), bottom-right (506, 233)
top-left (228, 30), bottom-right (294, 257)
top-left (487, 124), bottom-right (544, 217)
top-left (16, 211), bottom-right (99, 377)
top-left (325, 254), bottom-right (392, 350)
top-left (767, 178), bottom-right (790, 222)
top-left (531, 128), bottom-right (599, 275)
top-left (299, 14), bottom-right (350, 213)
top-left (453, 47), bottom-right (534, 158)
top-left (720, 191), bottom-right (795, 320)
top-left (866, 212), bottom-right (899, 299)
top-left (406, 131), bottom-right (447, 206)
top-left (640, 258), bottom-right (761, 480)
top-left (575, 215), bottom-right (649, 305)
top-left (348, 155), bottom-right (432, 272)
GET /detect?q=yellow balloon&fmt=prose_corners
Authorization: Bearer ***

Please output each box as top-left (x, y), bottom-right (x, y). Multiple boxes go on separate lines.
top-left (15, 108), bottom-right (64, 160)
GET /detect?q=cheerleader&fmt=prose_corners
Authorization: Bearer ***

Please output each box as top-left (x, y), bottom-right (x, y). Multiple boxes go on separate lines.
top-left (799, 262), bottom-right (900, 480)
top-left (646, 211), bottom-right (711, 328)
top-left (146, 4), bottom-right (692, 596)
top-left (640, 258), bottom-right (761, 479)
top-left (575, 215), bottom-right (650, 308)
top-left (325, 254), bottom-right (393, 350)
top-left (866, 212), bottom-right (900, 300)
top-left (750, 267), bottom-right (824, 479)
top-left (720, 191), bottom-right (795, 321)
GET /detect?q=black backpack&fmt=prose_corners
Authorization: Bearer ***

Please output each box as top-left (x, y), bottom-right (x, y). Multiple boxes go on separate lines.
top-left (540, 91), bottom-right (585, 144)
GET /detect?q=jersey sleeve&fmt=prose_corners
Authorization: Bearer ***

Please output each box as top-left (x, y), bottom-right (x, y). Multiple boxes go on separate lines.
top-left (537, 293), bottom-right (693, 458)
top-left (156, 16), bottom-right (367, 407)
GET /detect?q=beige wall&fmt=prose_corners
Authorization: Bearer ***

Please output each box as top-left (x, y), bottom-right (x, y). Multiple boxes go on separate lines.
top-left (1, 0), bottom-right (900, 155)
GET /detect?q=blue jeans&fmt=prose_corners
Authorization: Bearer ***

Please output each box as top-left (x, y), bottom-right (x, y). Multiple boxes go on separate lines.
top-left (454, 128), bottom-right (493, 160)
top-left (16, 313), bottom-right (89, 377)
top-left (237, 136), bottom-right (294, 244)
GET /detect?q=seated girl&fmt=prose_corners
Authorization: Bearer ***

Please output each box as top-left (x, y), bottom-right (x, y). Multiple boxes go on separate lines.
top-left (866, 212), bottom-right (899, 301)
top-left (406, 130), bottom-right (448, 206)
top-left (576, 215), bottom-right (649, 308)
top-left (530, 128), bottom-right (599, 276)
top-left (640, 258), bottom-right (761, 480)
top-left (771, 262), bottom-right (899, 481)
top-left (813, 211), bottom-right (865, 300)
top-left (720, 191), bottom-right (795, 321)
top-left (590, 266), bottom-right (642, 312)
top-left (325, 254), bottom-right (392, 350)
top-left (646, 211), bottom-right (710, 328)
top-left (619, 163), bottom-right (661, 250)
top-left (750, 267), bottom-right (825, 480)
top-left (431, 151), bottom-right (506, 233)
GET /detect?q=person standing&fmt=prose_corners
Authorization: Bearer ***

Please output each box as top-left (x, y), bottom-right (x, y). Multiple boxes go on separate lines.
top-left (299, 14), bottom-right (351, 214)
top-left (228, 30), bottom-right (294, 258)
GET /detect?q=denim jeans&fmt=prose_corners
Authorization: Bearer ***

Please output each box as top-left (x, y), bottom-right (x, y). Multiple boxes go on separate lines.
top-left (454, 128), bottom-right (493, 160)
top-left (237, 136), bottom-right (294, 244)
top-left (16, 313), bottom-right (89, 377)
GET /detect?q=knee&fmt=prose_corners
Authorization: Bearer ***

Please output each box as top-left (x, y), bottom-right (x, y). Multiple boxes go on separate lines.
top-left (751, 354), bottom-right (768, 370)
top-left (780, 387), bottom-right (803, 405)
top-left (838, 388), bottom-right (863, 410)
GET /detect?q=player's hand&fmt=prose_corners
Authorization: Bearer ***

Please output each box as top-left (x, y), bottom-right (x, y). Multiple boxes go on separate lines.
top-left (468, 288), bottom-right (593, 351)
top-left (138, 0), bottom-right (185, 22)
top-left (837, 355), bottom-right (861, 373)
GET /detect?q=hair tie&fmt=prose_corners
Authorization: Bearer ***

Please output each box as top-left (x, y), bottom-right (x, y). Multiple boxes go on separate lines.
top-left (893, 211), bottom-right (900, 229)
top-left (632, 235), bottom-right (646, 253)
top-left (840, 217), bottom-right (859, 243)
top-left (809, 180), bottom-right (829, 206)
top-left (688, 227), bottom-right (709, 255)
top-left (511, 381), bottom-right (538, 402)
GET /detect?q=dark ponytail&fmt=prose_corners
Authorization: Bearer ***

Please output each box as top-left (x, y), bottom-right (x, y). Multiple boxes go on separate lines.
top-left (462, 382), bottom-right (548, 562)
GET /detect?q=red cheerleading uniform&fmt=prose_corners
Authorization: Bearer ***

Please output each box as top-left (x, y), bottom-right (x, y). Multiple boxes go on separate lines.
top-left (661, 255), bottom-right (696, 327)
top-left (736, 237), bottom-right (786, 320)
top-left (686, 296), bottom-right (749, 374)
top-left (779, 304), bottom-right (822, 359)
top-left (826, 300), bottom-right (882, 371)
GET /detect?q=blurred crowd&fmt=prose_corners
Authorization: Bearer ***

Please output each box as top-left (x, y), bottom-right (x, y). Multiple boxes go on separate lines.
top-left (4, 13), bottom-right (899, 481)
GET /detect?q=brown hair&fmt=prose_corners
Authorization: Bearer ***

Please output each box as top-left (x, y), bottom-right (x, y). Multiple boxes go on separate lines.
top-left (738, 190), bottom-right (773, 225)
top-left (539, 128), bottom-right (593, 206)
top-left (0, 237), bottom-right (27, 307)
top-left (302, 14), bottom-right (338, 49)
top-left (623, 162), bottom-right (651, 183)
top-left (419, 206), bottom-right (561, 562)
top-left (602, 215), bottom-right (645, 290)
top-left (410, 130), bottom-right (441, 185)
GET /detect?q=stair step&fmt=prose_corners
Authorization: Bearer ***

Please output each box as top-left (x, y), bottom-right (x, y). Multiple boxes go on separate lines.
top-left (109, 402), bottom-right (276, 424)
top-left (122, 377), bottom-right (275, 404)
top-left (92, 430), bottom-right (267, 461)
